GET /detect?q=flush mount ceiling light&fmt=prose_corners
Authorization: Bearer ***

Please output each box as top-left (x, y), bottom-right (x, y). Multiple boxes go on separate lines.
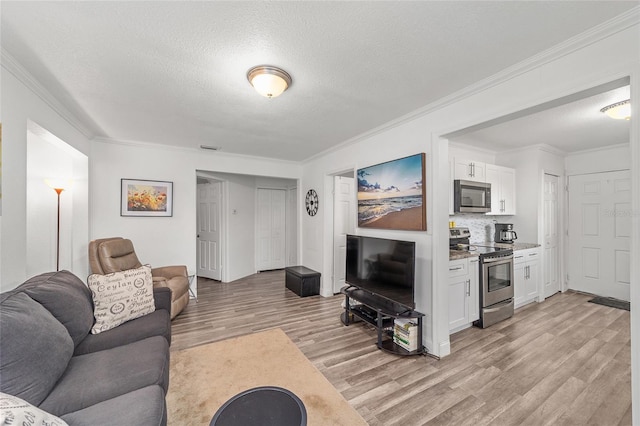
top-left (600, 99), bottom-right (631, 120)
top-left (247, 65), bottom-right (292, 98)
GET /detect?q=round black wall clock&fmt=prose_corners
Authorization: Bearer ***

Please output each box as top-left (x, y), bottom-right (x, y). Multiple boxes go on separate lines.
top-left (305, 189), bottom-right (319, 216)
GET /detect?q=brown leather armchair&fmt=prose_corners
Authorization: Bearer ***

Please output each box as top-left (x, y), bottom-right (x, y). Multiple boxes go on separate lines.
top-left (88, 237), bottom-right (190, 319)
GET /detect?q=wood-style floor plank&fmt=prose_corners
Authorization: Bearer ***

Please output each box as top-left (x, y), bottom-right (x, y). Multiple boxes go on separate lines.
top-left (171, 271), bottom-right (632, 425)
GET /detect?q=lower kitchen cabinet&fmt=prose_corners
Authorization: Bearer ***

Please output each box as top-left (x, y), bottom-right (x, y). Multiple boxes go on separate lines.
top-left (514, 248), bottom-right (541, 308)
top-left (448, 257), bottom-right (479, 333)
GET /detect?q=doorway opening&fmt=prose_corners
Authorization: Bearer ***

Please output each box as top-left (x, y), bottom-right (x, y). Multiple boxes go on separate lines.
top-left (26, 121), bottom-right (88, 278)
top-left (330, 169), bottom-right (356, 295)
top-left (195, 171), bottom-right (298, 284)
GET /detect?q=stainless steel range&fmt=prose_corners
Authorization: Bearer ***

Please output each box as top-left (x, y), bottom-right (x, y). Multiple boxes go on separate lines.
top-left (449, 227), bottom-right (514, 328)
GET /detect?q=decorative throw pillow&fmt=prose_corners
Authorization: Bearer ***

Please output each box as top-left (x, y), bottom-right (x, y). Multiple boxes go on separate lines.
top-left (0, 392), bottom-right (68, 426)
top-left (87, 265), bottom-right (155, 334)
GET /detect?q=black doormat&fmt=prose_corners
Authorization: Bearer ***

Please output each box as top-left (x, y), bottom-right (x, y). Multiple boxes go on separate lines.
top-left (588, 296), bottom-right (630, 311)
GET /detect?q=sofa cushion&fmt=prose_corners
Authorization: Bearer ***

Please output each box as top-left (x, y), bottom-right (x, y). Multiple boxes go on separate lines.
top-left (0, 292), bottom-right (74, 406)
top-left (39, 336), bottom-right (169, 416)
top-left (19, 271), bottom-right (94, 348)
top-left (0, 392), bottom-right (68, 426)
top-left (87, 265), bottom-right (155, 334)
top-left (74, 308), bottom-right (171, 356)
top-left (60, 386), bottom-right (166, 426)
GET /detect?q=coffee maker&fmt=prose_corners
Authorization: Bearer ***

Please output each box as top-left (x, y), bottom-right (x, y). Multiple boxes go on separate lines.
top-left (495, 223), bottom-right (517, 244)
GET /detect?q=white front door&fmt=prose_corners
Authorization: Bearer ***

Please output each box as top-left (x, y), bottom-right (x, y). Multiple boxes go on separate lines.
top-left (197, 181), bottom-right (222, 280)
top-left (567, 170), bottom-right (631, 301)
top-left (543, 173), bottom-right (560, 298)
top-left (256, 188), bottom-right (287, 271)
top-left (333, 176), bottom-right (355, 294)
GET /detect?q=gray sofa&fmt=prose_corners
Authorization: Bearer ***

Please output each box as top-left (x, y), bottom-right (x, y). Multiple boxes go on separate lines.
top-left (0, 270), bottom-right (172, 425)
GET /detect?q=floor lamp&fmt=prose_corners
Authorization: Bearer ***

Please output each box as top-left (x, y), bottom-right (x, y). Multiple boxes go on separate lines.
top-left (45, 179), bottom-right (67, 271)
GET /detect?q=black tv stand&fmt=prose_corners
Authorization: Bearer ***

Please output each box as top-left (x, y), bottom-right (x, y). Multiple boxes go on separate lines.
top-left (340, 286), bottom-right (425, 356)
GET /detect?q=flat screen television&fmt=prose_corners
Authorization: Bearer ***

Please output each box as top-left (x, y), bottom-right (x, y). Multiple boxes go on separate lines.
top-left (345, 234), bottom-right (415, 310)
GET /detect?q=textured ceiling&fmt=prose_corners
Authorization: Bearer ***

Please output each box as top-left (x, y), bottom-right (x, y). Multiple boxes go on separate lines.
top-left (1, 1), bottom-right (637, 161)
top-left (451, 84), bottom-right (632, 153)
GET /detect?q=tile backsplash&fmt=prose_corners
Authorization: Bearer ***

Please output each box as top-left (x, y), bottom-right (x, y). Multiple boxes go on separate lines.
top-left (451, 214), bottom-right (502, 243)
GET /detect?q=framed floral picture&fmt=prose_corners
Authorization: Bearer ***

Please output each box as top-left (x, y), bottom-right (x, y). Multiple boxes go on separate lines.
top-left (121, 179), bottom-right (173, 217)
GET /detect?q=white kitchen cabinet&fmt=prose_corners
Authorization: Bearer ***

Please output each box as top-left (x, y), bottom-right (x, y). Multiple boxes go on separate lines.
top-left (454, 158), bottom-right (486, 182)
top-left (485, 164), bottom-right (516, 215)
top-left (448, 257), bottom-right (479, 332)
top-left (514, 248), bottom-right (541, 308)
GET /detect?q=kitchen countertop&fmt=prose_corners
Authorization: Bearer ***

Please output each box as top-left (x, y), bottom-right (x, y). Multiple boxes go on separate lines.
top-left (449, 242), bottom-right (541, 261)
top-left (491, 242), bottom-right (541, 251)
top-left (449, 250), bottom-right (479, 260)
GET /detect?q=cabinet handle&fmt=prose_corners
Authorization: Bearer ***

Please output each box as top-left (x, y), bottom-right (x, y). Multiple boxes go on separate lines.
top-left (526, 265), bottom-right (530, 279)
top-left (466, 279), bottom-right (471, 296)
top-left (472, 163), bottom-right (475, 177)
top-left (501, 200), bottom-right (505, 212)
top-left (449, 265), bottom-right (464, 271)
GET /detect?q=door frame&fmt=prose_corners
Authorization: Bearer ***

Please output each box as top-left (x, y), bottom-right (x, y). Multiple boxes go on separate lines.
top-left (332, 175), bottom-right (356, 294)
top-left (540, 170), bottom-right (564, 300)
top-left (196, 173), bottom-right (228, 283)
top-left (321, 166), bottom-right (357, 297)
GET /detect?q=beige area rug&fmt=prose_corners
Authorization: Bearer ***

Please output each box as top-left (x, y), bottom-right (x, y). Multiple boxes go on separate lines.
top-left (167, 328), bottom-right (368, 426)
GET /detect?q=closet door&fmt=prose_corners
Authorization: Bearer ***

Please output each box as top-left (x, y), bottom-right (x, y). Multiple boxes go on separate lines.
top-left (256, 189), bottom-right (286, 271)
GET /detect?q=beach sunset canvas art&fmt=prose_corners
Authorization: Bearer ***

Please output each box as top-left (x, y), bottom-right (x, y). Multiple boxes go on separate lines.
top-left (357, 153), bottom-right (426, 230)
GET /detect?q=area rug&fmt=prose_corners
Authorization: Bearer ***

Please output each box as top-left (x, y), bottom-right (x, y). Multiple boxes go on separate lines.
top-left (588, 296), bottom-right (630, 311)
top-left (166, 328), bottom-right (367, 426)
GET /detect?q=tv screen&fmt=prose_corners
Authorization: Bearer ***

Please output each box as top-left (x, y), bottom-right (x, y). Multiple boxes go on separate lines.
top-left (345, 234), bottom-right (415, 310)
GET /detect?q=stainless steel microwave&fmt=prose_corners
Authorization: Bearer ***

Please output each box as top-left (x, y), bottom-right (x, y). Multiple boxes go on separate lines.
top-left (454, 180), bottom-right (491, 213)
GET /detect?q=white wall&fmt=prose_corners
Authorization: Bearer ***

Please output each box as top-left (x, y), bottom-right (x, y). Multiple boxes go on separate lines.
top-left (496, 146), bottom-right (565, 243)
top-left (1, 65), bottom-right (90, 291)
top-left (565, 143), bottom-right (631, 175)
top-left (90, 140), bottom-right (301, 279)
top-left (301, 21), bottom-right (640, 359)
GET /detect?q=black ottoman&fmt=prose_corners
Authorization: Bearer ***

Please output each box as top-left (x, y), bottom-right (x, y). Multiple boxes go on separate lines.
top-left (285, 266), bottom-right (320, 297)
top-left (210, 386), bottom-right (307, 426)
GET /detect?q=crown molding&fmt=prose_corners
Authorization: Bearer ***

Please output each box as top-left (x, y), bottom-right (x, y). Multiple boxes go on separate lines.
top-left (304, 6), bottom-right (640, 164)
top-left (499, 143), bottom-right (567, 157)
top-left (1, 48), bottom-right (95, 139)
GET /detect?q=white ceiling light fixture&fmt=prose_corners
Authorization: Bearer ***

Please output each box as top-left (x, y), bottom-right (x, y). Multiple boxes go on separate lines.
top-left (247, 65), bottom-right (292, 98)
top-left (600, 99), bottom-right (631, 120)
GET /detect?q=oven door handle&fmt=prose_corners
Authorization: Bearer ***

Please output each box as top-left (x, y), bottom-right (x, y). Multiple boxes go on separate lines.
top-left (482, 255), bottom-right (513, 264)
top-left (483, 299), bottom-right (513, 313)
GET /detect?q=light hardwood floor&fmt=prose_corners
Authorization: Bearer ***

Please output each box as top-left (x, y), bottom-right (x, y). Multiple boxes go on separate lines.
top-left (171, 270), bottom-right (632, 426)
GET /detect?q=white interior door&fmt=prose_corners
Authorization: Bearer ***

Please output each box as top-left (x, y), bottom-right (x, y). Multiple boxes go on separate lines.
top-left (543, 173), bottom-right (560, 298)
top-left (287, 187), bottom-right (298, 266)
top-left (197, 181), bottom-right (222, 280)
top-left (333, 176), bottom-right (355, 294)
top-left (567, 170), bottom-right (631, 301)
top-left (256, 188), bottom-right (286, 271)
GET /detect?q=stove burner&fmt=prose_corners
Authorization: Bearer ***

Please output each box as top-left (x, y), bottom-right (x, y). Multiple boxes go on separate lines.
top-left (449, 227), bottom-right (512, 258)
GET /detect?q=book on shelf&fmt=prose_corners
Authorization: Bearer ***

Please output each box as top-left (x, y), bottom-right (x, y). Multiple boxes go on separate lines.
top-left (393, 318), bottom-right (419, 351)
top-left (394, 318), bottom-right (418, 329)
top-left (393, 336), bottom-right (418, 351)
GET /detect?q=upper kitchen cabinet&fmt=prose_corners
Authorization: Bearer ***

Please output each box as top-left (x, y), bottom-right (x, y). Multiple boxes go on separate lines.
top-left (454, 158), bottom-right (486, 182)
top-left (486, 164), bottom-right (516, 215)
